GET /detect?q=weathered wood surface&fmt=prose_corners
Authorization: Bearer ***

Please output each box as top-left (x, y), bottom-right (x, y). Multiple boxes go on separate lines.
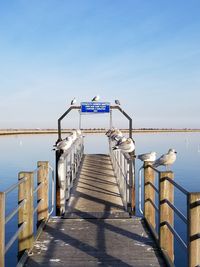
top-left (64, 154), bottom-right (127, 219)
top-left (25, 154), bottom-right (165, 266)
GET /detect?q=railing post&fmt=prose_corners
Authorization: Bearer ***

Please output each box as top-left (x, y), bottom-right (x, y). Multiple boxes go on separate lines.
top-left (159, 171), bottom-right (174, 263)
top-left (56, 150), bottom-right (62, 216)
top-left (37, 161), bottom-right (49, 226)
top-left (18, 172), bottom-right (34, 259)
top-left (0, 192), bottom-right (5, 267)
top-left (129, 159), bottom-right (135, 214)
top-left (144, 162), bottom-right (155, 228)
top-left (188, 192), bottom-right (200, 267)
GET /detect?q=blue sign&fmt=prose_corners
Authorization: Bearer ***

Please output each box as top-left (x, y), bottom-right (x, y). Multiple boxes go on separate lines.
top-left (81, 102), bottom-right (110, 113)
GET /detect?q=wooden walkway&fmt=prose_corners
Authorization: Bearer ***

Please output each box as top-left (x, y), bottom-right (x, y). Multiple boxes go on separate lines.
top-left (25, 154), bottom-right (165, 267)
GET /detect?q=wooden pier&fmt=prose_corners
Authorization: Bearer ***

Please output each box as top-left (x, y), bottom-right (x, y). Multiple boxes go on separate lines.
top-left (1, 103), bottom-right (200, 267)
top-left (25, 154), bottom-right (164, 266)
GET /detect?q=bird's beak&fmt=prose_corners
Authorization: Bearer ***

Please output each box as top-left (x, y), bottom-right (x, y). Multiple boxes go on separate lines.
top-left (175, 151), bottom-right (177, 154)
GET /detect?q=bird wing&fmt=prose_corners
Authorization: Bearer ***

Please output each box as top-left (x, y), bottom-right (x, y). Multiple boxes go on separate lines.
top-left (154, 154), bottom-right (168, 166)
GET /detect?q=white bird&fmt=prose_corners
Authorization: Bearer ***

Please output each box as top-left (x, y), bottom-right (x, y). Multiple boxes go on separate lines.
top-left (115, 99), bottom-right (120, 105)
top-left (105, 128), bottom-right (117, 137)
top-left (71, 98), bottom-right (77, 105)
top-left (76, 129), bottom-right (82, 136)
top-left (115, 136), bottom-right (127, 146)
top-left (137, 152), bottom-right (157, 162)
top-left (110, 130), bottom-right (123, 141)
top-left (70, 130), bottom-right (77, 142)
top-left (92, 95), bottom-right (100, 102)
top-left (153, 149), bottom-right (177, 170)
top-left (54, 136), bottom-right (73, 152)
top-left (113, 138), bottom-right (135, 153)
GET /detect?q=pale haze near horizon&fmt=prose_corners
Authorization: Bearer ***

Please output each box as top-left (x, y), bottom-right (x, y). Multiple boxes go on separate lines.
top-left (0, 1), bottom-right (200, 129)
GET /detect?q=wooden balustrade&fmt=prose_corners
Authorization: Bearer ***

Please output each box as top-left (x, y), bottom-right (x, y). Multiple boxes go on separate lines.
top-left (143, 163), bottom-right (200, 267)
top-left (0, 161), bottom-right (53, 267)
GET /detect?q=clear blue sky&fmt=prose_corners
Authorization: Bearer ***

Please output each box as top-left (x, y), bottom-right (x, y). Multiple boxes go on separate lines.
top-left (0, 0), bottom-right (200, 128)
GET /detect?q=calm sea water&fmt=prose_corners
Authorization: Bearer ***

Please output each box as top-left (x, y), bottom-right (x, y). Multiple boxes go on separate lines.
top-left (0, 132), bottom-right (200, 267)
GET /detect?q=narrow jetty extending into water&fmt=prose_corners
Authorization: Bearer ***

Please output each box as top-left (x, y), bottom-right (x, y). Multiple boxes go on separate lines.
top-left (25, 154), bottom-right (164, 267)
top-left (0, 104), bottom-right (200, 267)
top-left (1, 138), bottom-right (200, 266)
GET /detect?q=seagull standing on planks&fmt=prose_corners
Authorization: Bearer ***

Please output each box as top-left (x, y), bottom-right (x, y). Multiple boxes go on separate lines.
top-left (153, 149), bottom-right (177, 170)
top-left (92, 95), bottom-right (100, 102)
top-left (71, 98), bottom-right (77, 105)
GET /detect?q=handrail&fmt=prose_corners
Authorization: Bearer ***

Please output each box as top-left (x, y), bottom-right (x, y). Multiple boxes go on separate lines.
top-left (5, 199), bottom-right (26, 224)
top-left (55, 135), bottom-right (84, 215)
top-left (162, 176), bottom-right (189, 195)
top-left (5, 223), bottom-right (26, 253)
top-left (4, 177), bottom-right (27, 195)
top-left (140, 162), bottom-right (200, 267)
top-left (109, 139), bottom-right (135, 213)
top-left (0, 161), bottom-right (55, 267)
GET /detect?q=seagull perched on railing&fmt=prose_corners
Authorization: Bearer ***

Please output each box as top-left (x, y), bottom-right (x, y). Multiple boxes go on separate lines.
top-left (92, 95), bottom-right (100, 102)
top-left (137, 152), bottom-right (157, 162)
top-left (105, 128), bottom-right (116, 137)
top-left (115, 99), bottom-right (120, 105)
top-left (153, 149), bottom-right (177, 170)
top-left (71, 97), bottom-right (77, 105)
top-left (53, 136), bottom-right (73, 152)
top-left (114, 136), bottom-right (127, 146)
top-left (76, 129), bottom-right (82, 136)
top-left (110, 130), bottom-right (123, 141)
top-left (112, 138), bottom-right (135, 153)
top-left (70, 130), bottom-right (78, 142)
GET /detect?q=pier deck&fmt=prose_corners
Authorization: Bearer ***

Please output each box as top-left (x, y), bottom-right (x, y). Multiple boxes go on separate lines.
top-left (25, 154), bottom-right (165, 266)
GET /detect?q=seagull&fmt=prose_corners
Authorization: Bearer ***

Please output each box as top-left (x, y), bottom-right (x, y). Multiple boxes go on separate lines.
top-left (105, 128), bottom-right (117, 137)
top-left (71, 98), bottom-right (77, 105)
top-left (115, 136), bottom-right (127, 146)
top-left (92, 95), bottom-right (100, 102)
top-left (76, 129), bottom-right (82, 136)
top-left (53, 136), bottom-right (73, 152)
top-left (137, 152), bottom-right (157, 162)
top-left (110, 130), bottom-right (123, 141)
top-left (113, 138), bottom-right (135, 153)
top-left (153, 149), bottom-right (177, 170)
top-left (70, 130), bottom-right (78, 142)
top-left (115, 99), bottom-right (120, 105)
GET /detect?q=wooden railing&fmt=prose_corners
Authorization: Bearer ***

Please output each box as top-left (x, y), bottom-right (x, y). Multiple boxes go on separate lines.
top-left (109, 140), bottom-right (135, 214)
top-left (0, 161), bottom-right (54, 267)
top-left (140, 162), bottom-right (200, 267)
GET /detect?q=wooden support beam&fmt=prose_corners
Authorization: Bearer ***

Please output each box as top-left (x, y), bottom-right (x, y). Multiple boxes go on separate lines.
top-left (144, 162), bottom-right (156, 228)
top-left (37, 161), bottom-right (49, 226)
top-left (0, 192), bottom-right (5, 267)
top-left (159, 171), bottom-right (174, 263)
top-left (18, 172), bottom-right (34, 258)
top-left (188, 192), bottom-right (200, 267)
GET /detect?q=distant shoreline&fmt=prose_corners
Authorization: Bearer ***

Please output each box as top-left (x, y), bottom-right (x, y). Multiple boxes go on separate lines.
top-left (0, 128), bottom-right (200, 136)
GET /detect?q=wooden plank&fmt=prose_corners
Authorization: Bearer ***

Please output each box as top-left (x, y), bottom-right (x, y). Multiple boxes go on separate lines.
top-left (188, 192), bottom-right (200, 267)
top-left (144, 162), bottom-right (156, 228)
top-left (37, 161), bottom-right (49, 225)
top-left (25, 217), bottom-right (164, 267)
top-left (159, 171), bottom-right (174, 263)
top-left (25, 154), bottom-right (164, 266)
top-left (18, 172), bottom-right (34, 258)
top-left (66, 154), bottom-right (125, 216)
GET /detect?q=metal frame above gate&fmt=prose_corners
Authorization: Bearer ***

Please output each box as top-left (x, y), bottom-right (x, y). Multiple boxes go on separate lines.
top-left (57, 105), bottom-right (133, 142)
